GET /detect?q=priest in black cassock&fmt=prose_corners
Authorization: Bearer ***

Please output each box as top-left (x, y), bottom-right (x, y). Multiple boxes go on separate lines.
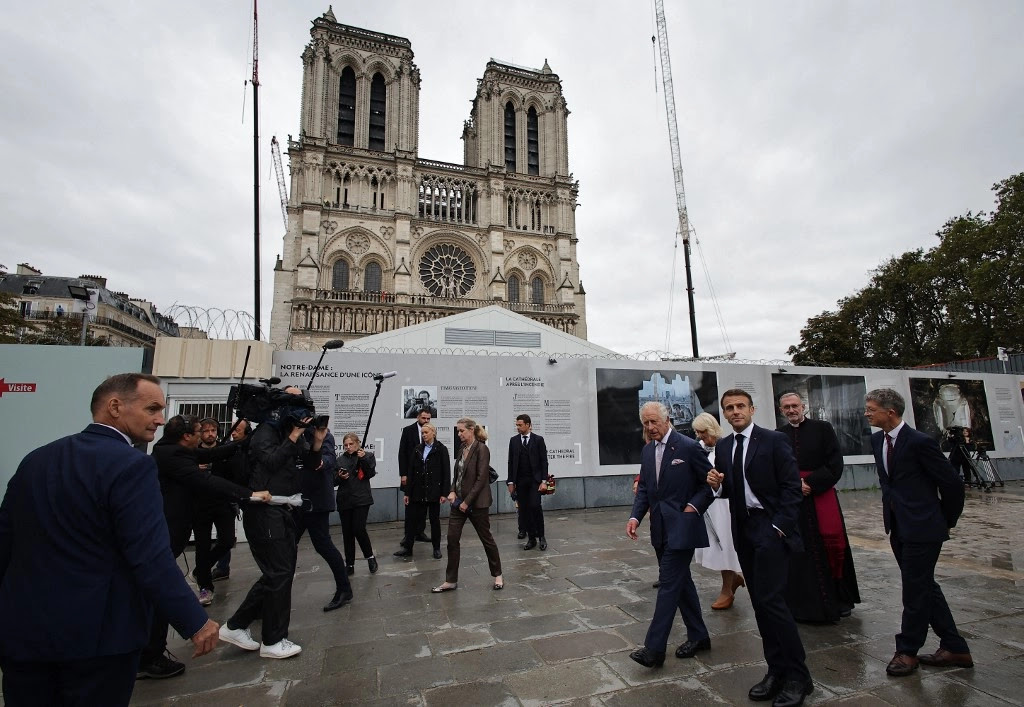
top-left (777, 392), bottom-right (860, 623)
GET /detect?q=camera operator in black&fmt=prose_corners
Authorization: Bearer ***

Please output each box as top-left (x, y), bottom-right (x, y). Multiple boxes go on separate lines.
top-left (945, 427), bottom-right (975, 484)
top-left (220, 387), bottom-right (326, 660)
top-left (294, 425), bottom-right (354, 612)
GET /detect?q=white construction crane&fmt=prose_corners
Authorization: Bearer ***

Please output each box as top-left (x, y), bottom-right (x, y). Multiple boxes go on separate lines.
top-left (270, 135), bottom-right (288, 231)
top-left (653, 0), bottom-right (699, 357)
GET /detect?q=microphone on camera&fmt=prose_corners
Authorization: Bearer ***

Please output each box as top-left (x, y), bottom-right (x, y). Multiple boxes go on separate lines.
top-left (259, 376), bottom-right (282, 386)
top-left (373, 371), bottom-right (398, 382)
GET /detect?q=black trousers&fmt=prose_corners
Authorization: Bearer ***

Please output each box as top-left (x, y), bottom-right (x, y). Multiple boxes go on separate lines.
top-left (735, 512), bottom-right (810, 683)
top-left (0, 651), bottom-right (140, 707)
top-left (227, 506), bottom-right (298, 646)
top-left (294, 510), bottom-right (351, 596)
top-left (890, 532), bottom-right (969, 655)
top-left (192, 502), bottom-right (236, 590)
top-left (516, 475), bottom-right (545, 539)
top-left (141, 515), bottom-right (191, 666)
top-left (339, 505), bottom-right (374, 566)
top-left (404, 501), bottom-right (441, 550)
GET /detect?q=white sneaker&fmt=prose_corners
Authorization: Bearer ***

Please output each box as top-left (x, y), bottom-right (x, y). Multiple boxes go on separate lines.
top-left (219, 625), bottom-right (259, 651)
top-left (260, 638), bottom-right (302, 659)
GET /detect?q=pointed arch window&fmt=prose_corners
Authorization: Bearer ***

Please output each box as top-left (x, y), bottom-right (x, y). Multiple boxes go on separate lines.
top-left (507, 275), bottom-right (520, 303)
top-left (504, 102), bottom-right (516, 172)
top-left (531, 276), bottom-right (544, 304)
top-left (364, 262), bottom-right (383, 292)
top-left (369, 73), bottom-right (386, 151)
top-left (527, 106), bottom-right (539, 175)
top-left (337, 67), bottom-right (356, 146)
top-left (332, 260), bottom-right (350, 290)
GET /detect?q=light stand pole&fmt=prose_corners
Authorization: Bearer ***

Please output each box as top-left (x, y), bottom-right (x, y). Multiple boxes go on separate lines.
top-left (67, 285), bottom-right (92, 346)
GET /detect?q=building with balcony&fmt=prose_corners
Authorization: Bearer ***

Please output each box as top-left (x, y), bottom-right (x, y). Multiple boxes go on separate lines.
top-left (0, 263), bottom-right (180, 353)
top-left (269, 8), bottom-right (588, 349)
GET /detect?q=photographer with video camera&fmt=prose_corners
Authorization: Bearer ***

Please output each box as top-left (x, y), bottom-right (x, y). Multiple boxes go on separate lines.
top-left (140, 415), bottom-right (270, 680)
top-left (219, 386), bottom-right (327, 660)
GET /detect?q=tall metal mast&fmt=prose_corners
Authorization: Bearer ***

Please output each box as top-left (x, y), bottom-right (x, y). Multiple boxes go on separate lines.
top-left (653, 0), bottom-right (698, 358)
top-left (251, 0), bottom-right (262, 341)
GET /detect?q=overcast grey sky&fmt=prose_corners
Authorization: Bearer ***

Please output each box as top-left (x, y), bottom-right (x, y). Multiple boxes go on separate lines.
top-left (2, 1), bottom-right (1021, 359)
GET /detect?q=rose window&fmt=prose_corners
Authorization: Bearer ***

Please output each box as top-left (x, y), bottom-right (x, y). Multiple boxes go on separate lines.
top-left (419, 243), bottom-right (476, 298)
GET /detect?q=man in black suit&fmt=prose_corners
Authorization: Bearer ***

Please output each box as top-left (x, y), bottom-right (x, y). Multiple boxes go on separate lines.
top-left (0, 373), bottom-right (219, 707)
top-left (708, 389), bottom-right (813, 707)
top-left (395, 409), bottom-right (433, 555)
top-left (507, 414), bottom-right (549, 550)
top-left (865, 388), bottom-right (972, 677)
top-left (626, 401), bottom-right (714, 668)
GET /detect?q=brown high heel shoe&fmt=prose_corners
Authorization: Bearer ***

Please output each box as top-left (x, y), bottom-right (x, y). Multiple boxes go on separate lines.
top-left (711, 592), bottom-right (734, 610)
top-left (732, 574), bottom-right (745, 592)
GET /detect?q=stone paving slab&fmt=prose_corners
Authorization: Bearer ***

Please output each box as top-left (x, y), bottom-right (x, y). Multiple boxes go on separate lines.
top-left (5, 486), bottom-right (1024, 706)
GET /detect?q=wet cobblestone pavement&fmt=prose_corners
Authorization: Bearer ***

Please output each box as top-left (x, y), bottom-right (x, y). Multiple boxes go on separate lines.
top-left (54, 483), bottom-right (1024, 705)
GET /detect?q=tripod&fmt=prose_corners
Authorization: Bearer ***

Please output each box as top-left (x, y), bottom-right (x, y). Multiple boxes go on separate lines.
top-left (950, 441), bottom-right (1003, 491)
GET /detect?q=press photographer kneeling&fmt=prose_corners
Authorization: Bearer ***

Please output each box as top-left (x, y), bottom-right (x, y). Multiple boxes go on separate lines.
top-left (219, 386), bottom-right (328, 660)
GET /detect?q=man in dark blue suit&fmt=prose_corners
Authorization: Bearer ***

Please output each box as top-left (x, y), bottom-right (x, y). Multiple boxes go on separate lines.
top-left (626, 401), bottom-right (713, 668)
top-left (507, 414), bottom-right (550, 550)
top-left (0, 373), bottom-right (219, 707)
top-left (865, 388), bottom-right (972, 677)
top-left (707, 389), bottom-right (812, 707)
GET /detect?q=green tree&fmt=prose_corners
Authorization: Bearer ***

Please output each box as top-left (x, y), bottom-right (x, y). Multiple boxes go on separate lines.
top-left (788, 173), bottom-right (1024, 367)
top-left (19, 315), bottom-right (109, 346)
top-left (0, 291), bottom-right (27, 343)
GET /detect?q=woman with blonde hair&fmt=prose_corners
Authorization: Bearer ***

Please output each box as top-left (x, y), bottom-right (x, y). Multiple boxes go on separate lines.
top-left (431, 418), bottom-right (504, 592)
top-left (692, 412), bottom-right (745, 609)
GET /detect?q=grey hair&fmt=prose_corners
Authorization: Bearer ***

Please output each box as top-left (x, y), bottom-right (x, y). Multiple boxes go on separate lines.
top-left (866, 388), bottom-right (905, 416)
top-left (639, 401), bottom-right (670, 422)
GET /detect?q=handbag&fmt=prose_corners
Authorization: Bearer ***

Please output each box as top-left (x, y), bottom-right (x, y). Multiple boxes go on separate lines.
top-left (488, 465), bottom-right (499, 484)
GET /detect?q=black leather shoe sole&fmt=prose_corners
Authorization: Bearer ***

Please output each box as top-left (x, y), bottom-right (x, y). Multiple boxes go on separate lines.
top-left (393, 549), bottom-right (413, 557)
top-left (523, 540), bottom-right (537, 550)
top-left (538, 538), bottom-right (547, 551)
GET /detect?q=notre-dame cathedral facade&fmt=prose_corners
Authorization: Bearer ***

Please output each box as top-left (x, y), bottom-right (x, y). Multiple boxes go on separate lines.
top-left (269, 8), bottom-right (588, 349)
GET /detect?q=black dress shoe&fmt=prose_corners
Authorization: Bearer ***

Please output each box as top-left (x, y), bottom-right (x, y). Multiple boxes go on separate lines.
top-left (675, 637), bottom-right (711, 659)
top-left (323, 591), bottom-right (353, 612)
top-left (538, 537), bottom-right (547, 551)
top-left (393, 548), bottom-right (413, 557)
top-left (771, 680), bottom-right (813, 707)
top-left (628, 646), bottom-right (665, 668)
top-left (415, 532), bottom-right (430, 542)
top-left (517, 530), bottom-right (527, 539)
top-left (346, 565), bottom-right (355, 576)
top-left (367, 557), bottom-right (379, 574)
top-left (523, 538), bottom-right (537, 550)
top-left (748, 673), bottom-right (783, 701)
top-left (432, 548), bottom-right (442, 559)
top-left (838, 606), bottom-right (852, 618)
